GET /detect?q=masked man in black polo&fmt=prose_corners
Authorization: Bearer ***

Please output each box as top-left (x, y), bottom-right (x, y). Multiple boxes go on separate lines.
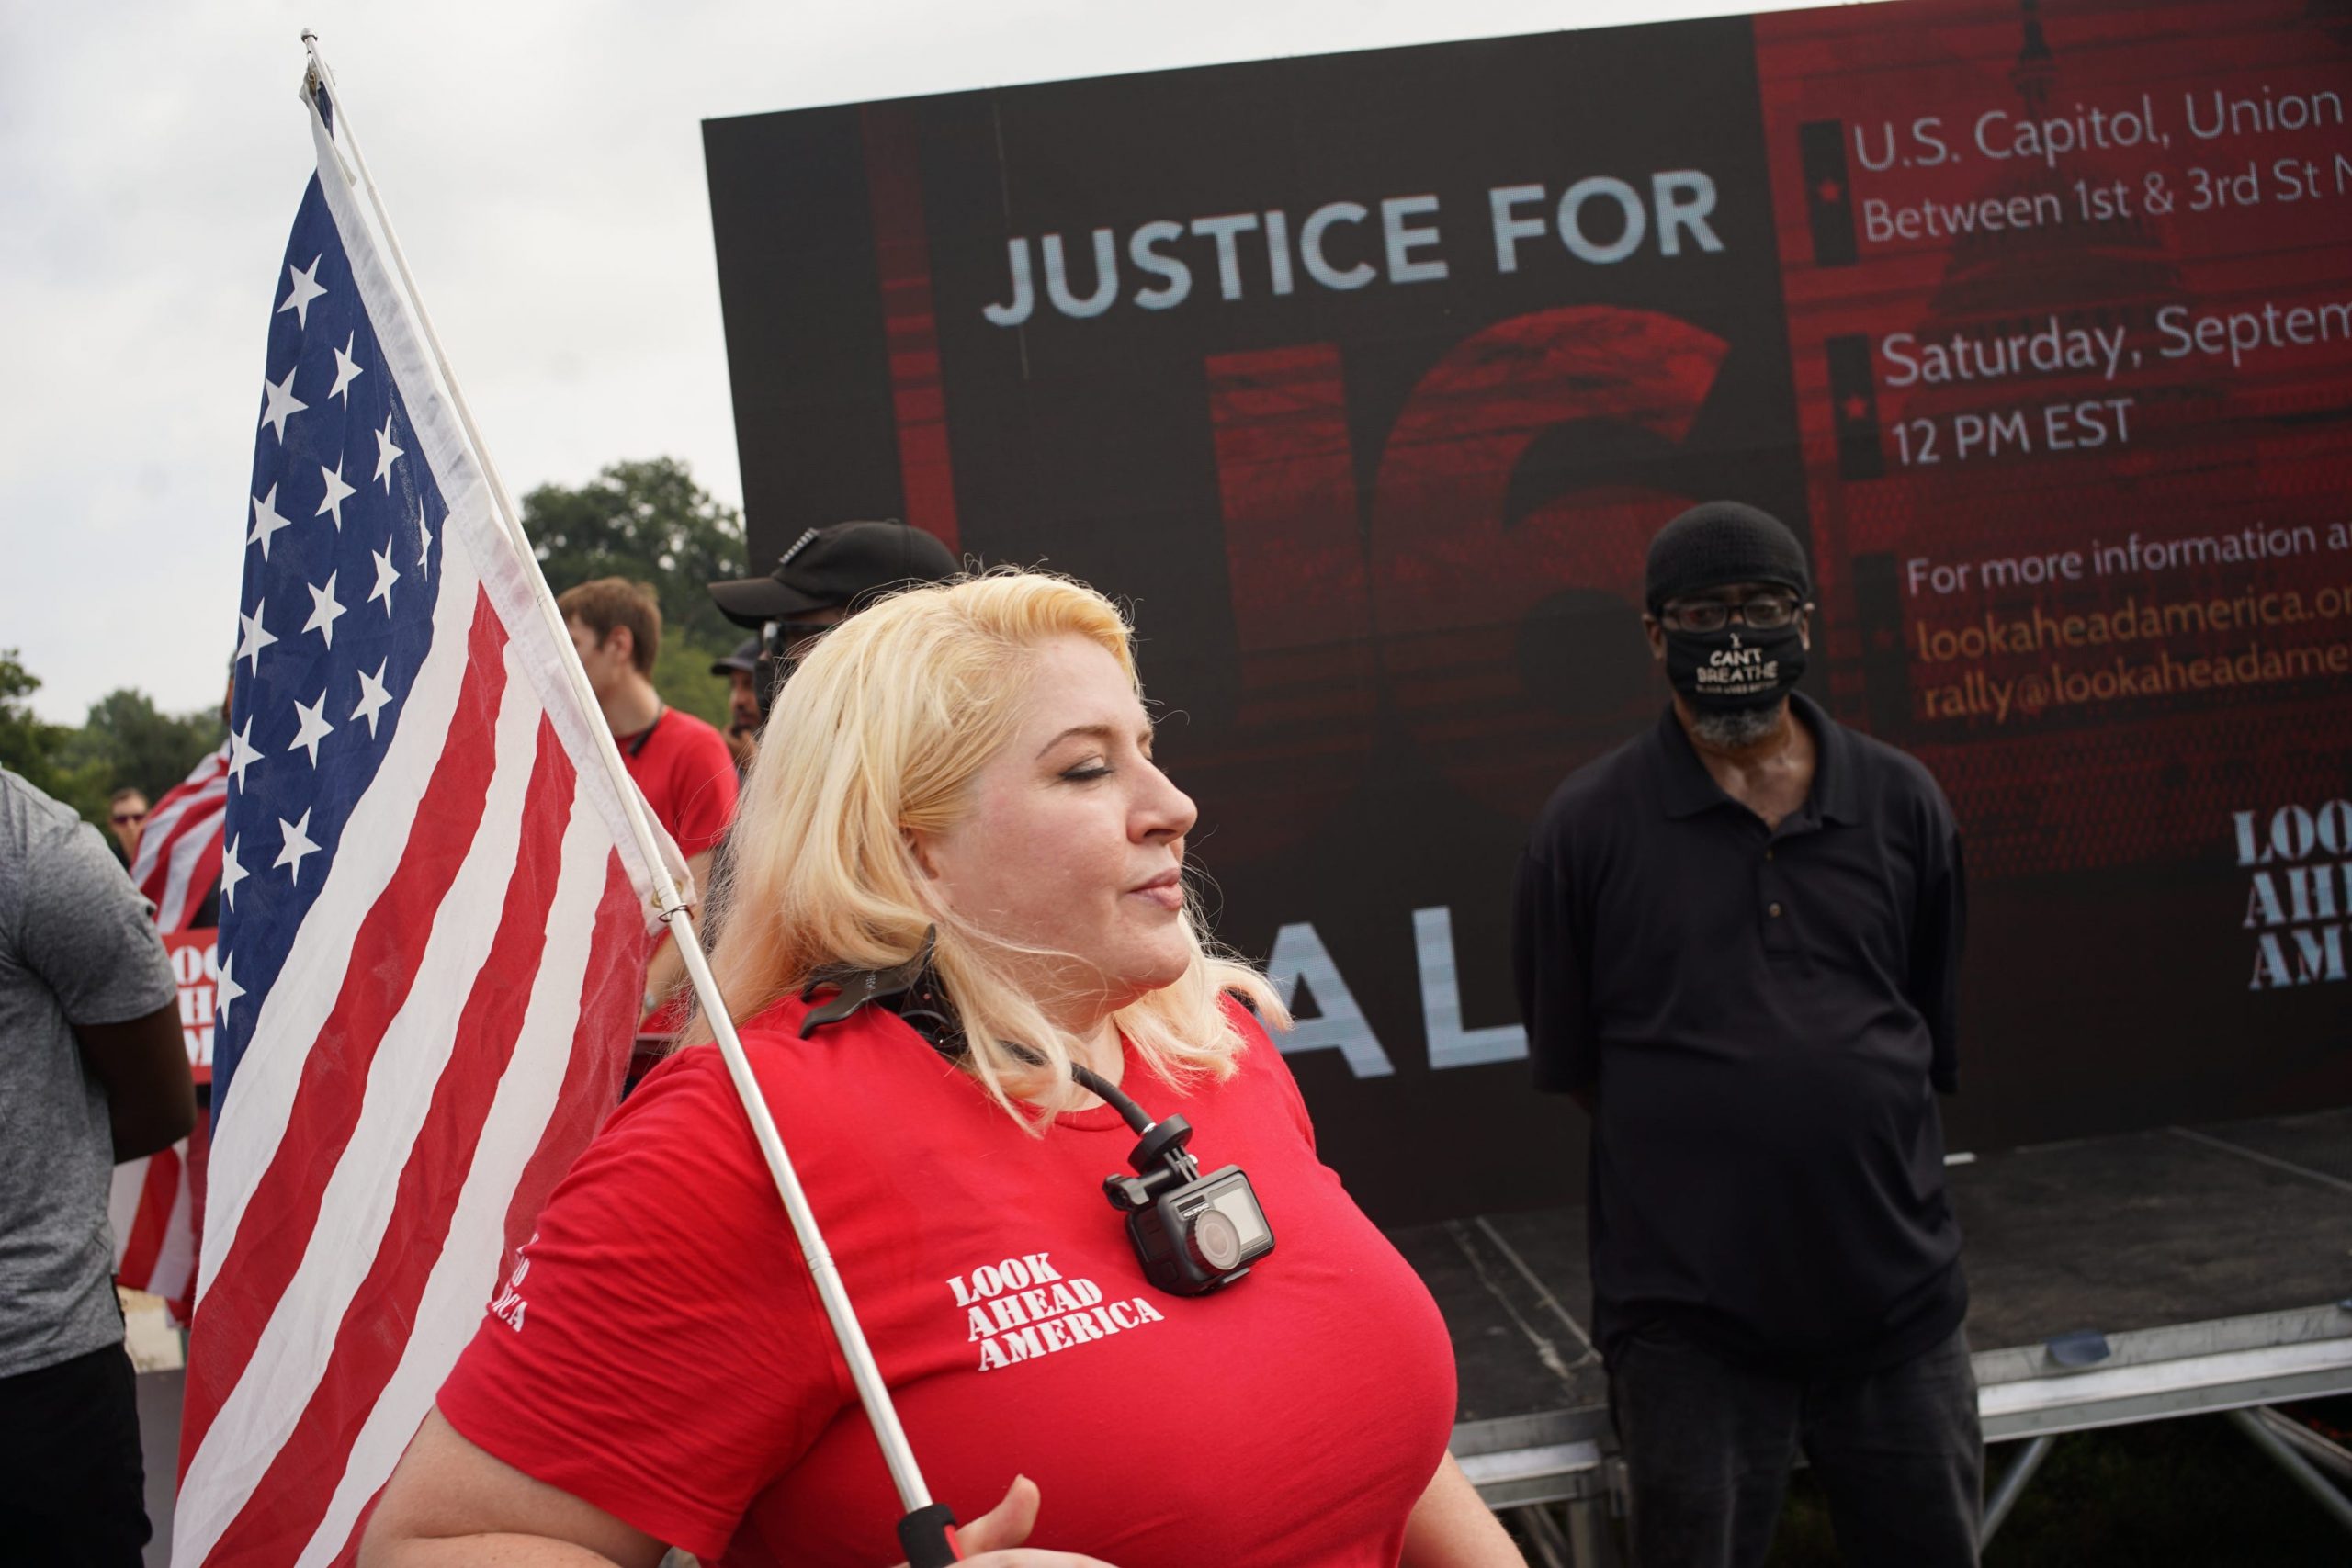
top-left (1512, 501), bottom-right (1978, 1568)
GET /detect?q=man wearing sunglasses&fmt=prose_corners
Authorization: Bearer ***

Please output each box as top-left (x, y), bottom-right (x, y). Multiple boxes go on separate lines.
top-left (1512, 501), bottom-right (1977, 1568)
top-left (105, 789), bottom-right (149, 864)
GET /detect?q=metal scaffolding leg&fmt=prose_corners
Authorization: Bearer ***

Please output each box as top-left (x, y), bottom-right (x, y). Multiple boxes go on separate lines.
top-left (1512, 1503), bottom-right (1573, 1568)
top-left (2227, 1407), bottom-right (2352, 1539)
top-left (1565, 1495), bottom-right (1612, 1568)
top-left (1981, 1433), bottom-right (2055, 1545)
top-left (2247, 1405), bottom-right (2352, 1486)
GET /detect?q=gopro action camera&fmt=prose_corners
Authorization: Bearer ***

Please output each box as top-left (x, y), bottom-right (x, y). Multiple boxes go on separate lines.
top-left (1101, 1111), bottom-right (1274, 1295)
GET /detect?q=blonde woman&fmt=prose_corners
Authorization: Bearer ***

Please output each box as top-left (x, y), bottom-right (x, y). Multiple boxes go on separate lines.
top-left (363, 571), bottom-right (1521, 1568)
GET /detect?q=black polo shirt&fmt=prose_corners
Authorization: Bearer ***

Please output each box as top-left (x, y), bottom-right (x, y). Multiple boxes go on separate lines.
top-left (1511, 694), bottom-right (1967, 1374)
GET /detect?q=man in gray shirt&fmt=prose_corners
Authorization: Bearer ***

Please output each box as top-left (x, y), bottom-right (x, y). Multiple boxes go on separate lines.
top-left (2, 767), bottom-right (197, 1564)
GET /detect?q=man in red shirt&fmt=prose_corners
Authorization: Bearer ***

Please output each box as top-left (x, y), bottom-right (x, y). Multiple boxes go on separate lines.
top-left (558, 578), bottom-right (739, 1012)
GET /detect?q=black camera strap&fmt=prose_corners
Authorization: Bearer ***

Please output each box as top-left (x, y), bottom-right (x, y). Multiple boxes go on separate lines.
top-left (797, 929), bottom-right (1271, 1295)
top-left (798, 927), bottom-right (960, 1047)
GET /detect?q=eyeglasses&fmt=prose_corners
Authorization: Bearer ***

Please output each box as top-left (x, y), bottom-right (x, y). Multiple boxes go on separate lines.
top-left (111, 810), bottom-right (147, 826)
top-left (1659, 593), bottom-right (1807, 634)
top-left (763, 619), bottom-right (839, 662)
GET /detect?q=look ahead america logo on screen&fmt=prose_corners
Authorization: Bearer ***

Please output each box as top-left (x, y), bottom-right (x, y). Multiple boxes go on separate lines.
top-left (978, 170), bottom-right (1725, 325)
top-left (2238, 800), bottom-right (2352, 992)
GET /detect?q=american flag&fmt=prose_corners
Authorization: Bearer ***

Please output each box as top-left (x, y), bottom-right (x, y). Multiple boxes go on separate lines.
top-left (113, 741), bottom-right (232, 1316)
top-left (110, 1108), bottom-right (205, 1322)
top-left (172, 71), bottom-right (675, 1566)
top-left (130, 740), bottom-right (232, 931)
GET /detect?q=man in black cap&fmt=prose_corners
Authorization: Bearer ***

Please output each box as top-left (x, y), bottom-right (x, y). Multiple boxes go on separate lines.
top-left (1511, 502), bottom-right (1977, 1568)
top-left (610, 521), bottom-right (960, 1066)
top-left (707, 518), bottom-right (962, 738)
top-left (709, 637), bottom-right (763, 775)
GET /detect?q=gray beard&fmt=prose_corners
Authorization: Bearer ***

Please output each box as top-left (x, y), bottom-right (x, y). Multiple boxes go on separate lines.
top-left (1687, 704), bottom-right (1786, 750)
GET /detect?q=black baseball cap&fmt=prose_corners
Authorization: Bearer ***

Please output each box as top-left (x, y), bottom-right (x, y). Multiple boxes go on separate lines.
top-left (709, 519), bottom-right (960, 629)
top-left (709, 636), bottom-right (760, 678)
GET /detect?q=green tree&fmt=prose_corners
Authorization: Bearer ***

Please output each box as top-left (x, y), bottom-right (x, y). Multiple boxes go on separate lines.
top-left (526, 457), bottom-right (746, 728)
top-left (60, 687), bottom-right (229, 802)
top-left (0, 651), bottom-right (111, 824)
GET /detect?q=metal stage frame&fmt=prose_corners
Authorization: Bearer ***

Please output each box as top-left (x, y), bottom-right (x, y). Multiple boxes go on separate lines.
top-left (1406, 1106), bottom-right (2352, 1561)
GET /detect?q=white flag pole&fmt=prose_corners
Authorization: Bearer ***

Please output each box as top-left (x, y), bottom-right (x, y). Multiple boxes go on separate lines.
top-left (295, 32), bottom-right (951, 1539)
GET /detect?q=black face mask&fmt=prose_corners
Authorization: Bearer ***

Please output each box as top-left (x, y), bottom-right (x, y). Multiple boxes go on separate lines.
top-left (1664, 623), bottom-right (1806, 711)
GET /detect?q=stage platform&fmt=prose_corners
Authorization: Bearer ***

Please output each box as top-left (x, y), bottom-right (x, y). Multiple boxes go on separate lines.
top-left (1403, 1105), bottom-right (2352, 1522)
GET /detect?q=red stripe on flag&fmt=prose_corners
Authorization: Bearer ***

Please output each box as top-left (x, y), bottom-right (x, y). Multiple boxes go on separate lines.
top-left (173, 1100), bottom-right (213, 1325)
top-left (180, 592), bottom-right (511, 1473)
top-left (199, 720), bottom-right (577, 1566)
top-left (133, 750), bottom-right (228, 887)
top-left (141, 791), bottom-right (226, 913)
top-left (325, 858), bottom-right (639, 1568)
top-left (499, 847), bottom-right (642, 1269)
top-left (165, 820), bottom-right (229, 933)
top-left (118, 1148), bottom-right (182, 1289)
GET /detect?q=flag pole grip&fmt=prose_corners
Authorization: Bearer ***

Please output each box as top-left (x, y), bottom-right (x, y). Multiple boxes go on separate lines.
top-left (898, 1504), bottom-right (966, 1566)
top-left (298, 28), bottom-right (947, 1527)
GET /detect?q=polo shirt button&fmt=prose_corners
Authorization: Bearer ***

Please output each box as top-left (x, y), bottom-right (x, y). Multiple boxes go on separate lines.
top-left (1764, 849), bottom-right (1775, 862)
top-left (1768, 902), bottom-right (1783, 918)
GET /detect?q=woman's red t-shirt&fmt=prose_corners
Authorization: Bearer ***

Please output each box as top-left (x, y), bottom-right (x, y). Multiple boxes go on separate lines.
top-left (435, 995), bottom-right (1456, 1566)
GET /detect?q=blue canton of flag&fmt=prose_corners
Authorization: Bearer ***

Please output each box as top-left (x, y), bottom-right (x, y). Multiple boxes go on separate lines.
top-left (213, 159), bottom-right (447, 1111)
top-left (175, 67), bottom-right (676, 1568)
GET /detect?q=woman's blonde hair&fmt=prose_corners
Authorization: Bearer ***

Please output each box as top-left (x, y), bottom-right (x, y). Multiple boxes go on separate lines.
top-left (682, 569), bottom-right (1289, 1124)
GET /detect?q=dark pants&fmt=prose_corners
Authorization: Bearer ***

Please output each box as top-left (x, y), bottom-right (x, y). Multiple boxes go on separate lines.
top-left (1608, 1320), bottom-right (1982, 1568)
top-left (0, 1342), bottom-right (153, 1567)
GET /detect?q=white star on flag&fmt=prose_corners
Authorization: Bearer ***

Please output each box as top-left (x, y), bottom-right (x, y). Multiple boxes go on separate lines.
top-left (227, 718), bottom-right (261, 791)
top-left (248, 484), bottom-right (294, 560)
top-left (219, 835), bottom-right (249, 912)
top-left (288, 694), bottom-right (336, 767)
top-left (273, 807), bottom-right (321, 885)
top-left (260, 366), bottom-right (308, 443)
top-left (372, 414), bottom-right (404, 491)
top-left (316, 459), bottom-right (357, 530)
top-left (329, 333), bottom-right (365, 403)
top-left (236, 602), bottom-right (278, 675)
top-left (415, 502), bottom-right (434, 567)
top-left (214, 953), bottom-right (245, 1029)
top-left (277, 254), bottom-right (327, 329)
top-left (301, 572), bottom-right (347, 649)
top-left (368, 543), bottom-right (401, 612)
top-left (351, 660), bottom-right (393, 738)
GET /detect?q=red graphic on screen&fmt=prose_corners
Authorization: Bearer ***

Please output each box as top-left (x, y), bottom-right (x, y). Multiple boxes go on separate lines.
top-left (1367, 306), bottom-right (1726, 818)
top-left (1757, 0), bottom-right (2352, 882)
top-left (863, 103), bottom-right (961, 552)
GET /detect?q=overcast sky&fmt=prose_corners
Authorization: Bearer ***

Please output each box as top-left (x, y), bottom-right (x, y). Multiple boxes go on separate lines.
top-left (3, 0), bottom-right (1866, 723)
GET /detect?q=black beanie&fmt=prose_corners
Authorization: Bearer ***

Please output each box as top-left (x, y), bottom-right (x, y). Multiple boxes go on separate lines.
top-left (1645, 501), bottom-right (1812, 614)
